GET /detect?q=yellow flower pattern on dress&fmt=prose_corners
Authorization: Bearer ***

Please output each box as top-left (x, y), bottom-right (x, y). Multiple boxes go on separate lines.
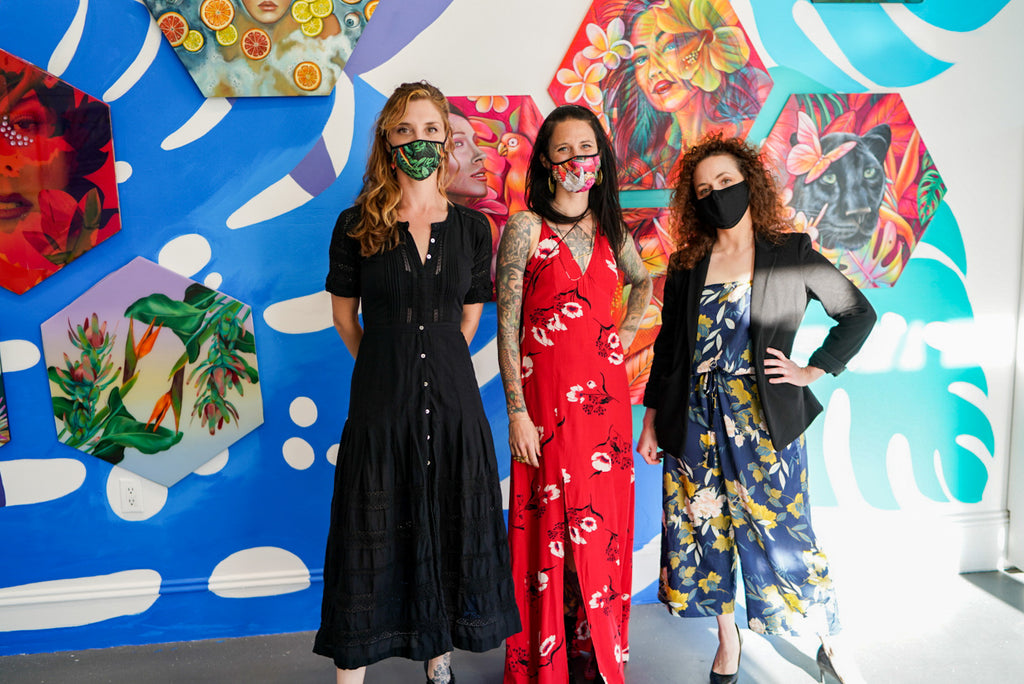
top-left (659, 281), bottom-right (840, 636)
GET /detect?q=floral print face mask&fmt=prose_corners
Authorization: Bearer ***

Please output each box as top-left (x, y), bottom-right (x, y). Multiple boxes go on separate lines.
top-left (390, 139), bottom-right (444, 181)
top-left (551, 153), bottom-right (601, 193)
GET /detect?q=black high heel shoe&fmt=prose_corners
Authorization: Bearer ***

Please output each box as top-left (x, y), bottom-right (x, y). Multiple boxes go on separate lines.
top-left (816, 644), bottom-right (843, 684)
top-left (709, 624), bottom-right (742, 684)
top-left (424, 654), bottom-right (455, 684)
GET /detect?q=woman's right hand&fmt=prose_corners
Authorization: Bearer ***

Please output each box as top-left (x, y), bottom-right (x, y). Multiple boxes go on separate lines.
top-left (637, 422), bottom-right (662, 465)
top-left (508, 416), bottom-right (541, 468)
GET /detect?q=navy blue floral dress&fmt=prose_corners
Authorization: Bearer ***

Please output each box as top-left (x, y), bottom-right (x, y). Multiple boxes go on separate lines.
top-left (659, 280), bottom-right (840, 636)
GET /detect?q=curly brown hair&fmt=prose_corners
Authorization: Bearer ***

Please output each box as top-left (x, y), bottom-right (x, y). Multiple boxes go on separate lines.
top-left (668, 132), bottom-right (789, 270)
top-left (350, 81), bottom-right (453, 256)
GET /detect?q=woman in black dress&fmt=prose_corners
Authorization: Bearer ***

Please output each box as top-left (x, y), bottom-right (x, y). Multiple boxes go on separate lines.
top-left (314, 81), bottom-right (520, 684)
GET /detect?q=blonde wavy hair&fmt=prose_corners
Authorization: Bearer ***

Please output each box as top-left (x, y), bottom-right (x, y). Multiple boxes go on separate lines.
top-left (351, 81), bottom-right (453, 256)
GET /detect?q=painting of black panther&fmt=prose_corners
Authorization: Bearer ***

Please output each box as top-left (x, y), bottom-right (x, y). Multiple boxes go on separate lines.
top-left (789, 124), bottom-right (891, 251)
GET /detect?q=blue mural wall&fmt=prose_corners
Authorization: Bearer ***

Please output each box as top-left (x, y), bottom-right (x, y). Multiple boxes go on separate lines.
top-left (0, 0), bottom-right (1017, 657)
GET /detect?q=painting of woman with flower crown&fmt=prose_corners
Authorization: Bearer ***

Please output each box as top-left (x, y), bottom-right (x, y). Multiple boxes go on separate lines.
top-left (548, 0), bottom-right (773, 189)
top-left (0, 48), bottom-right (120, 295)
top-left (762, 92), bottom-right (947, 288)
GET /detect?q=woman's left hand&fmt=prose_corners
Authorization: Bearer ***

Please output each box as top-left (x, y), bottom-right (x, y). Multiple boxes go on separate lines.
top-left (764, 347), bottom-right (825, 387)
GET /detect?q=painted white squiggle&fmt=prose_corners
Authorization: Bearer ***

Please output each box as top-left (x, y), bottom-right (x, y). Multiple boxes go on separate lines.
top-left (322, 73), bottom-right (355, 176)
top-left (730, 0), bottom-right (777, 69)
top-left (910, 242), bottom-right (965, 282)
top-left (792, 0), bottom-right (881, 91)
top-left (48, 0), bottom-right (88, 77)
top-left (821, 388), bottom-right (865, 506)
top-left (226, 75), bottom-right (355, 229)
top-left (208, 548), bottom-right (310, 598)
top-left (0, 570), bottom-right (161, 632)
top-left (947, 381), bottom-right (989, 417)
top-left (631, 533), bottom-right (660, 595)
top-left (115, 160), bottom-right (133, 182)
top-left (226, 175), bottom-right (314, 230)
top-left (263, 291), bottom-right (332, 334)
top-left (161, 98), bottom-right (234, 151)
top-left (0, 339), bottom-right (41, 372)
top-left (885, 433), bottom-right (933, 507)
top-left (882, 3), bottom-right (972, 62)
top-left (102, 16), bottom-right (162, 102)
top-left (0, 459), bottom-right (86, 506)
top-left (157, 233), bottom-right (212, 277)
top-left (472, 337), bottom-right (499, 388)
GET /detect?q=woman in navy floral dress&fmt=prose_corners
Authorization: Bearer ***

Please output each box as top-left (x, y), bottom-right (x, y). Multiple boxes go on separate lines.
top-left (638, 134), bottom-right (876, 684)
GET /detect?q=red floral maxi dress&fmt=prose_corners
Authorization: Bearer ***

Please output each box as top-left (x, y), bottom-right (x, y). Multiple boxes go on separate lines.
top-left (504, 222), bottom-right (635, 684)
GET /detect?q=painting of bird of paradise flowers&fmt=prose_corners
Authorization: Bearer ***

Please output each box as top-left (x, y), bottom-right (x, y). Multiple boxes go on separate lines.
top-left (763, 92), bottom-right (947, 288)
top-left (445, 95), bottom-right (543, 273)
top-left (0, 48), bottom-right (121, 295)
top-left (548, 0), bottom-right (772, 190)
top-left (41, 257), bottom-right (263, 486)
top-left (144, 0), bottom-right (379, 97)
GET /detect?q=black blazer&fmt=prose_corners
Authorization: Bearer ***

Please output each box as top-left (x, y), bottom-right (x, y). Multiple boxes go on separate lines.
top-left (643, 232), bottom-right (876, 453)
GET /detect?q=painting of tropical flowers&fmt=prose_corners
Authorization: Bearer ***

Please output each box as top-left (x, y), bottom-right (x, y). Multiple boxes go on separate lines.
top-left (548, 0), bottom-right (772, 189)
top-left (763, 92), bottom-right (947, 288)
top-left (42, 257), bottom-right (262, 486)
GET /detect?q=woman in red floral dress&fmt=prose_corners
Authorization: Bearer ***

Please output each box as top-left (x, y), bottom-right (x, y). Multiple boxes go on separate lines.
top-left (497, 105), bottom-right (652, 684)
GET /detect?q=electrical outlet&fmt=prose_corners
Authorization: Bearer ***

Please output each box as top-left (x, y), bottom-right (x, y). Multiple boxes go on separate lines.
top-left (119, 478), bottom-right (144, 513)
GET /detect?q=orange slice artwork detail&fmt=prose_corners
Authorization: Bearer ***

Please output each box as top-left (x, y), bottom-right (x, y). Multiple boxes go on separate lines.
top-left (157, 12), bottom-right (189, 48)
top-left (200, 0), bottom-right (235, 31)
top-left (241, 27), bottom-right (272, 60)
top-left (293, 61), bottom-right (323, 91)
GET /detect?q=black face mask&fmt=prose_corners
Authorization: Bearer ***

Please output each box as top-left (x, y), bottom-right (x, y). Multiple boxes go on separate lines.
top-left (694, 181), bottom-right (750, 230)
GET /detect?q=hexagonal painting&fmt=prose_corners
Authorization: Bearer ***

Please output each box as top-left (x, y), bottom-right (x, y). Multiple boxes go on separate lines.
top-left (0, 48), bottom-right (121, 295)
top-left (0, 355), bottom-right (9, 448)
top-left (145, 0), bottom-right (379, 97)
top-left (42, 257), bottom-right (263, 486)
top-left (548, 0), bottom-right (773, 189)
top-left (763, 93), bottom-right (947, 288)
top-left (615, 207), bottom-right (673, 404)
top-left (446, 95), bottom-right (544, 275)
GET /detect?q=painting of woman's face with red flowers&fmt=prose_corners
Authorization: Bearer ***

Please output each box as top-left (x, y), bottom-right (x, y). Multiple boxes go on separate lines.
top-left (0, 48), bottom-right (120, 295)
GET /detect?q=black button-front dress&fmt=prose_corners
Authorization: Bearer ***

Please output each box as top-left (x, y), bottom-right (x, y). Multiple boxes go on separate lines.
top-left (314, 204), bottom-right (521, 670)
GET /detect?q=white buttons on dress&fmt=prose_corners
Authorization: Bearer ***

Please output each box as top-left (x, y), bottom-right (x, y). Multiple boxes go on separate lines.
top-left (423, 381), bottom-right (429, 387)
top-left (425, 409), bottom-right (430, 414)
top-left (420, 353), bottom-right (426, 358)
top-left (426, 254), bottom-right (432, 260)
top-left (418, 325), bottom-right (424, 330)
top-left (430, 238), bottom-right (436, 243)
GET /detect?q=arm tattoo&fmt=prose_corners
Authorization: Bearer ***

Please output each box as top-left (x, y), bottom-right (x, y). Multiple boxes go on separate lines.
top-left (615, 231), bottom-right (654, 344)
top-left (497, 211), bottom-right (540, 418)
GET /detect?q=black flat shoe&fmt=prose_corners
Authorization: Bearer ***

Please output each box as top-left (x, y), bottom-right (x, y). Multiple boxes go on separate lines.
top-left (424, 655), bottom-right (455, 684)
top-left (709, 624), bottom-right (742, 684)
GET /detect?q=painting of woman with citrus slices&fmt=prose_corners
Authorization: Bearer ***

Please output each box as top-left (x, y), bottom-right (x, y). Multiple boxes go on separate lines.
top-left (145, 0), bottom-right (379, 97)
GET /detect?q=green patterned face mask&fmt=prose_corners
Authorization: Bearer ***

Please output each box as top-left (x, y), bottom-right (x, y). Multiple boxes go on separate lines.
top-left (390, 139), bottom-right (444, 181)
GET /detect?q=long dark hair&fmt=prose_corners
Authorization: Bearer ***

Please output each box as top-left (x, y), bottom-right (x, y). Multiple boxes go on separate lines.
top-left (525, 104), bottom-right (627, 250)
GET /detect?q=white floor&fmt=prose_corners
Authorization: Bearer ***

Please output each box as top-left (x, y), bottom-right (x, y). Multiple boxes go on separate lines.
top-left (2, 568), bottom-right (1023, 683)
